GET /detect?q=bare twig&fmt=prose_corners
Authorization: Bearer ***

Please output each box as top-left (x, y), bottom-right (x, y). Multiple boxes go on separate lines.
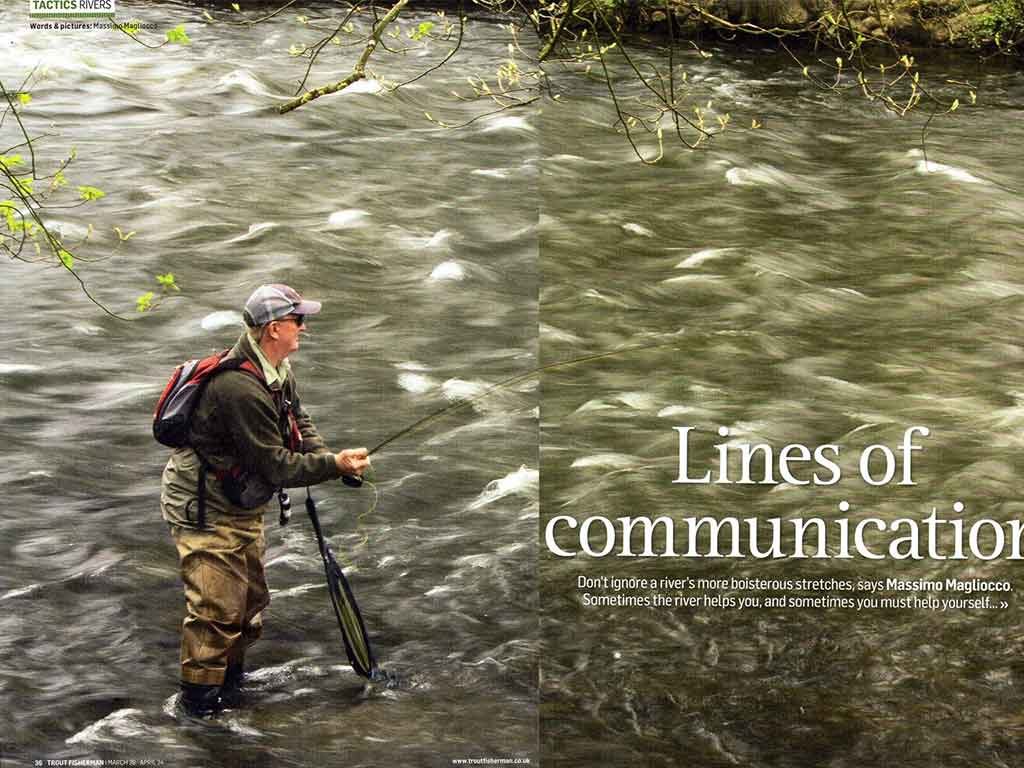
top-left (426, 96), bottom-right (539, 129)
top-left (390, 7), bottom-right (467, 90)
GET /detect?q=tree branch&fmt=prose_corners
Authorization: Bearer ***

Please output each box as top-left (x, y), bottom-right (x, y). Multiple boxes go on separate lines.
top-left (539, 0), bottom-right (573, 62)
top-left (278, 0), bottom-right (409, 114)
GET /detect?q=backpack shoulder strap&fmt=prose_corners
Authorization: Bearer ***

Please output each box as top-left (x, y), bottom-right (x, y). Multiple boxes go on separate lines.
top-left (213, 356), bottom-right (268, 389)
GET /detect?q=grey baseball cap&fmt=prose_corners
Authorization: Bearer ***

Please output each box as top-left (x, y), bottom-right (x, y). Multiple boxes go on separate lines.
top-left (242, 284), bottom-right (322, 327)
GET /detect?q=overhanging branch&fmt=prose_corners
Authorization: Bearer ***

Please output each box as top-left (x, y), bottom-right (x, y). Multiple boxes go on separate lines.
top-left (278, 0), bottom-right (409, 114)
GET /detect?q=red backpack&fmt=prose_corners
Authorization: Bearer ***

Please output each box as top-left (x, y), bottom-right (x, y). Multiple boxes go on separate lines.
top-left (153, 350), bottom-right (263, 447)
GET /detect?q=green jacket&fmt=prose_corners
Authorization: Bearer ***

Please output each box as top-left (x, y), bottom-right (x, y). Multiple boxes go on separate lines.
top-left (161, 331), bottom-right (342, 527)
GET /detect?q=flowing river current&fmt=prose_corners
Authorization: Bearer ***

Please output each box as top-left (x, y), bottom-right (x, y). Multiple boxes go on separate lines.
top-left (3, 2), bottom-right (1024, 766)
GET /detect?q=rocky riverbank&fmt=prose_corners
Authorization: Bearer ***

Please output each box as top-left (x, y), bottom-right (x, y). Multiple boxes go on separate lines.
top-left (610, 0), bottom-right (1022, 51)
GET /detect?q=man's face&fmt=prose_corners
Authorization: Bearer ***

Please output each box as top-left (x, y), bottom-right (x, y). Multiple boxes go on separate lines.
top-left (271, 313), bottom-right (306, 357)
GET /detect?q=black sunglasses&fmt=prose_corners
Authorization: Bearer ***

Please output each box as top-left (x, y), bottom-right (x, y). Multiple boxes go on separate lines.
top-left (278, 314), bottom-right (305, 326)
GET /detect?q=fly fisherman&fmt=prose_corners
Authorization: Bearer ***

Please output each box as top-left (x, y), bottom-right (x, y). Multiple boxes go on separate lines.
top-left (160, 284), bottom-right (370, 717)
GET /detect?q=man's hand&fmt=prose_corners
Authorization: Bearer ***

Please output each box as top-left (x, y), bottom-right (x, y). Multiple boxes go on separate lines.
top-left (335, 447), bottom-right (370, 477)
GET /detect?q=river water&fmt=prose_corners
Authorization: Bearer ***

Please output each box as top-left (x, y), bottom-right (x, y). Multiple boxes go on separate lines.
top-left (2, 3), bottom-right (537, 766)
top-left (4, 3), bottom-right (1024, 767)
top-left (540, 43), bottom-right (1024, 768)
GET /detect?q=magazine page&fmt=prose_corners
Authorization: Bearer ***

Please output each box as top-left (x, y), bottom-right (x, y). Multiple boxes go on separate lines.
top-left (4, 1), bottom-right (1022, 766)
top-left (539, 16), bottom-right (1024, 768)
top-left (1, 2), bottom-right (537, 766)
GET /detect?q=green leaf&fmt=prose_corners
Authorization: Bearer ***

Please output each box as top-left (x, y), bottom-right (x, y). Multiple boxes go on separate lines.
top-left (202, 10), bottom-right (214, 21)
top-left (1, 200), bottom-right (17, 231)
top-left (58, 249), bottom-right (74, 269)
top-left (156, 272), bottom-right (179, 291)
top-left (165, 24), bottom-right (190, 45)
top-left (231, 2), bottom-right (240, 11)
top-left (51, 169), bottom-right (67, 189)
top-left (136, 292), bottom-right (155, 312)
top-left (409, 21), bottom-right (435, 40)
top-left (113, 226), bottom-right (136, 241)
top-left (78, 185), bottom-right (105, 201)
top-left (0, 154), bottom-right (23, 169)
top-left (949, 98), bottom-right (959, 112)
top-left (13, 177), bottom-right (33, 196)
top-left (17, 92), bottom-right (31, 106)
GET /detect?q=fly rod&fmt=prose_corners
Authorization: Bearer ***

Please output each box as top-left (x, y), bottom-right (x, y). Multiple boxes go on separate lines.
top-left (366, 333), bottom-right (688, 458)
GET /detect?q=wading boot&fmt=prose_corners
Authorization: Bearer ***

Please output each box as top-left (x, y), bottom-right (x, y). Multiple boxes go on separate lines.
top-left (179, 682), bottom-right (223, 717)
top-left (221, 661), bottom-right (245, 706)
